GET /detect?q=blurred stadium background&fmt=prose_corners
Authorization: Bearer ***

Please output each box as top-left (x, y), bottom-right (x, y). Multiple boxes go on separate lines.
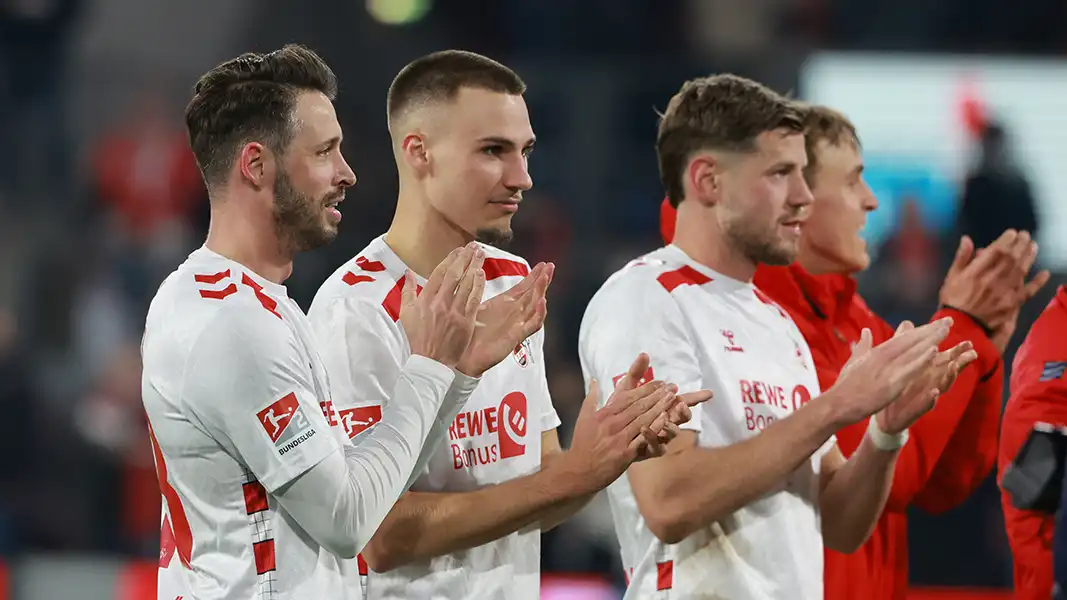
top-left (1, 0), bottom-right (1065, 597)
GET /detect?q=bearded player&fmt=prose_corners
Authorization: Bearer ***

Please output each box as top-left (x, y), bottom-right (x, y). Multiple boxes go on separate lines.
top-left (578, 75), bottom-right (976, 599)
top-left (308, 50), bottom-right (709, 599)
top-left (142, 45), bottom-right (503, 599)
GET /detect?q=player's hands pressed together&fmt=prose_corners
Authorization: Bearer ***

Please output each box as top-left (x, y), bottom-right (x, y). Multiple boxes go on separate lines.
top-left (400, 243), bottom-right (486, 369)
top-left (559, 353), bottom-right (713, 493)
top-left (939, 230), bottom-right (1050, 352)
top-left (455, 262), bottom-right (554, 377)
top-left (828, 318), bottom-right (952, 427)
top-left (874, 320), bottom-right (980, 435)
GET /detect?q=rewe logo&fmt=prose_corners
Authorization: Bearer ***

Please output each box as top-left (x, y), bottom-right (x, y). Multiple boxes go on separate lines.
top-left (497, 392), bottom-right (527, 459)
top-left (257, 393), bottom-right (315, 455)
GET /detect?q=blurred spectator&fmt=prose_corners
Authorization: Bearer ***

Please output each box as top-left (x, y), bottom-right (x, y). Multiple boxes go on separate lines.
top-left (958, 122), bottom-right (1040, 251)
top-left (0, 307), bottom-right (35, 555)
top-left (0, 0), bottom-right (83, 209)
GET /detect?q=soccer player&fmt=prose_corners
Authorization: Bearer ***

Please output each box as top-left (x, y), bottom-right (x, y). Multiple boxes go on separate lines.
top-left (142, 45), bottom-right (505, 599)
top-left (308, 50), bottom-right (708, 600)
top-left (1000, 284), bottom-right (1067, 600)
top-left (660, 104), bottom-right (1049, 600)
top-left (578, 74), bottom-right (977, 599)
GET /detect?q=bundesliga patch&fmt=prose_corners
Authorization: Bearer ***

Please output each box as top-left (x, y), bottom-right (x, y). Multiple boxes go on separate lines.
top-left (1040, 361), bottom-right (1067, 382)
top-left (258, 392), bottom-right (316, 455)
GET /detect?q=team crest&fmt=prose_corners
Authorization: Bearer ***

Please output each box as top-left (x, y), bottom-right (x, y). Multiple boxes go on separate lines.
top-left (513, 337), bottom-right (533, 368)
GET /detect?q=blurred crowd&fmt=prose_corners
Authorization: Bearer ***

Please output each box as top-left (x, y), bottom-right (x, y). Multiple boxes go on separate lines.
top-left (2, 0), bottom-right (1066, 590)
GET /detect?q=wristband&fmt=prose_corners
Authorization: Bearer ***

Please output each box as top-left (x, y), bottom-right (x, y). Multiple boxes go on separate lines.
top-left (867, 417), bottom-right (909, 452)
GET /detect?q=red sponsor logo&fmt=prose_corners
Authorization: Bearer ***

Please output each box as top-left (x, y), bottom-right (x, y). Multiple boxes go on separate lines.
top-left (449, 392), bottom-right (529, 469)
top-left (339, 406), bottom-right (382, 439)
top-left (259, 393), bottom-right (301, 443)
top-left (740, 380), bottom-right (812, 431)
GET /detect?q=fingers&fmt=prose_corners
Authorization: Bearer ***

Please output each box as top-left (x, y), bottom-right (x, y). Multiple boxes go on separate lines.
top-left (436, 244), bottom-right (477, 303)
top-left (422, 246), bottom-right (464, 299)
top-left (520, 297), bottom-right (549, 340)
top-left (946, 235), bottom-right (975, 277)
top-left (896, 320), bottom-right (915, 334)
top-left (963, 229), bottom-right (1016, 278)
top-left (452, 246), bottom-right (484, 312)
top-left (1023, 269), bottom-right (1051, 302)
top-left (882, 318), bottom-right (952, 361)
top-left (678, 390), bottom-right (713, 409)
top-left (465, 268), bottom-right (487, 319)
top-left (578, 379), bottom-right (601, 421)
top-left (620, 384), bottom-right (678, 442)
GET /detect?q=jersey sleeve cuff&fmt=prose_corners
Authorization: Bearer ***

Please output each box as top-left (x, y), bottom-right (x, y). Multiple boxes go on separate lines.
top-left (404, 354), bottom-right (459, 388)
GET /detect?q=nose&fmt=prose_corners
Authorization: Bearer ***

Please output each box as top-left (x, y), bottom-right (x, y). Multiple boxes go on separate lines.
top-left (790, 172), bottom-right (815, 208)
top-left (337, 153), bottom-right (357, 188)
top-left (862, 180), bottom-right (878, 212)
top-left (505, 155), bottom-right (533, 193)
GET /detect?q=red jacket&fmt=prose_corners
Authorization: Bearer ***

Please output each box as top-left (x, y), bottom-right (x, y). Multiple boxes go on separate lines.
top-left (998, 285), bottom-right (1067, 600)
top-left (754, 263), bottom-right (1004, 600)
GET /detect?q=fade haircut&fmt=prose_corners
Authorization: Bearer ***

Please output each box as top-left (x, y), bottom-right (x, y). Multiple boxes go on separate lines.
top-left (797, 103), bottom-right (861, 187)
top-left (185, 44), bottom-right (338, 189)
top-left (386, 50), bottom-right (526, 130)
top-left (656, 74), bottom-right (806, 208)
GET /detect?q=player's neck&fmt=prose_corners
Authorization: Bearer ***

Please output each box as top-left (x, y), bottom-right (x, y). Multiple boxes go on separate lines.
top-left (385, 191), bottom-right (474, 279)
top-left (204, 201), bottom-right (294, 285)
top-left (796, 240), bottom-right (848, 277)
top-left (672, 205), bottom-right (758, 283)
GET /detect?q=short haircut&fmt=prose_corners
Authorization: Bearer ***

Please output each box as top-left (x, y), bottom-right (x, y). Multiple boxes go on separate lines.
top-left (797, 103), bottom-right (861, 186)
top-left (386, 50), bottom-right (526, 129)
top-left (656, 74), bottom-right (806, 208)
top-left (185, 44), bottom-right (338, 188)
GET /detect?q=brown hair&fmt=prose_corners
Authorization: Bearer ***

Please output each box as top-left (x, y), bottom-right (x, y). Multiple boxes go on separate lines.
top-left (657, 74), bottom-right (805, 208)
top-left (797, 103), bottom-right (860, 186)
top-left (386, 50), bottom-right (526, 127)
top-left (185, 44), bottom-right (338, 188)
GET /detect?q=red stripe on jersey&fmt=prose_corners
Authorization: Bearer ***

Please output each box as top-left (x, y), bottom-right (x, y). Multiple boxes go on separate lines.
top-left (357, 553), bottom-right (369, 575)
top-left (355, 256), bottom-right (387, 272)
top-left (342, 272), bottom-right (375, 286)
top-left (483, 257), bottom-right (529, 280)
top-left (253, 539), bottom-right (277, 574)
top-left (753, 287), bottom-right (789, 319)
top-left (657, 265), bottom-right (712, 292)
top-left (656, 560), bottom-right (674, 590)
top-left (199, 283), bottom-right (238, 300)
top-left (382, 276), bottom-right (423, 322)
top-left (147, 421), bottom-right (193, 568)
top-left (194, 270), bottom-right (230, 284)
top-left (243, 481), bottom-right (269, 514)
top-left (241, 274), bottom-right (283, 320)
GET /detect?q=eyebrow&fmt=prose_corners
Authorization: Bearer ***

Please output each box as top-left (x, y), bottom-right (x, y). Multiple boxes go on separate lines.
top-left (320, 135), bottom-right (342, 150)
top-left (477, 136), bottom-right (537, 150)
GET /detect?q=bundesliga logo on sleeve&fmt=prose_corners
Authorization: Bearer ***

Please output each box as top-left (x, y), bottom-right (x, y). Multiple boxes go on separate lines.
top-left (257, 393), bottom-right (317, 456)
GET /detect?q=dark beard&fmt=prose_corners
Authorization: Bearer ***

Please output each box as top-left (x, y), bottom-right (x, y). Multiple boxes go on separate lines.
top-left (724, 220), bottom-right (795, 267)
top-left (474, 227), bottom-right (514, 248)
top-left (272, 169), bottom-right (338, 253)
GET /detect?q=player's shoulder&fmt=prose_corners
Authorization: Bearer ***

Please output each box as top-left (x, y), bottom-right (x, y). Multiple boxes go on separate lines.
top-left (585, 246), bottom-right (698, 320)
top-left (148, 248), bottom-right (296, 352)
top-left (311, 237), bottom-right (411, 320)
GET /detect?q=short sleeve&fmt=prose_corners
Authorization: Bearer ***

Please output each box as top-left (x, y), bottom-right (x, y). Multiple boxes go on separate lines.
top-left (578, 273), bottom-right (705, 431)
top-left (529, 327), bottom-right (561, 433)
top-left (182, 308), bottom-right (342, 493)
top-left (309, 297), bottom-right (409, 442)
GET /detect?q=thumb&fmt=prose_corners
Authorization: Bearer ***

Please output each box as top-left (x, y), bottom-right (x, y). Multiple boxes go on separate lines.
top-left (399, 270), bottom-right (417, 314)
top-left (581, 379), bottom-right (601, 419)
top-left (617, 353), bottom-right (651, 392)
top-left (895, 320), bottom-right (915, 334)
top-left (947, 235), bottom-right (974, 275)
top-left (853, 328), bottom-right (873, 356)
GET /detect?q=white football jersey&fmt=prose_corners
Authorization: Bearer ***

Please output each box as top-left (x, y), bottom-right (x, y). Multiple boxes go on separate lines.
top-left (578, 245), bottom-right (833, 600)
top-left (308, 235), bottom-right (561, 600)
top-left (142, 247), bottom-right (355, 600)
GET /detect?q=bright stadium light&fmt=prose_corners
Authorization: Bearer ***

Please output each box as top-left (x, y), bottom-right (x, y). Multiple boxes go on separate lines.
top-left (367, 0), bottom-right (432, 25)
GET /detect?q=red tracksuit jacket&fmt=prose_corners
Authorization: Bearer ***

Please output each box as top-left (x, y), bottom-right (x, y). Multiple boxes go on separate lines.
top-left (998, 285), bottom-right (1067, 600)
top-left (754, 263), bottom-right (1004, 600)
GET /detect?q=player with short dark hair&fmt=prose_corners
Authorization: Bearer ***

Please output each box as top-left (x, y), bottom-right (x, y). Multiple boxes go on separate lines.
top-left (309, 49), bottom-right (707, 600)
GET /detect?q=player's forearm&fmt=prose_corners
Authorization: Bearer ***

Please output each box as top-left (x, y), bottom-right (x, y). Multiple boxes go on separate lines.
top-left (648, 398), bottom-right (841, 544)
top-left (362, 460), bottom-right (583, 572)
top-left (401, 373), bottom-right (479, 490)
top-left (820, 435), bottom-right (899, 553)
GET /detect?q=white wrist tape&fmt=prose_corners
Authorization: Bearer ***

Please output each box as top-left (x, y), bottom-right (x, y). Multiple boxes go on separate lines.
top-left (867, 417), bottom-right (909, 452)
